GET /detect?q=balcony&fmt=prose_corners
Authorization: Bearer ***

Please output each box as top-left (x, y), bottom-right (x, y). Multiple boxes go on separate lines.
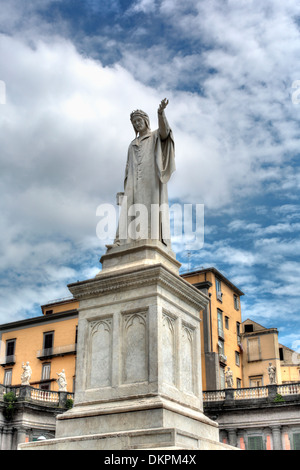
top-left (36, 344), bottom-right (77, 360)
top-left (219, 353), bottom-right (227, 364)
top-left (216, 291), bottom-right (223, 302)
top-left (218, 327), bottom-right (225, 340)
top-left (0, 355), bottom-right (16, 366)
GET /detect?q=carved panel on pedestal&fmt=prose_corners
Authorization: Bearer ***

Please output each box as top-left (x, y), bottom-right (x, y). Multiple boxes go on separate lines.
top-left (122, 311), bottom-right (148, 384)
top-left (162, 312), bottom-right (176, 386)
top-left (181, 323), bottom-right (195, 394)
top-left (87, 318), bottom-right (112, 389)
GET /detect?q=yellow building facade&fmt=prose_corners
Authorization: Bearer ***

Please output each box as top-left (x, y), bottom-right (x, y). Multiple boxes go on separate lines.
top-left (182, 267), bottom-right (244, 390)
top-left (0, 299), bottom-right (78, 392)
top-left (1, 268), bottom-right (299, 394)
top-left (241, 319), bottom-right (300, 387)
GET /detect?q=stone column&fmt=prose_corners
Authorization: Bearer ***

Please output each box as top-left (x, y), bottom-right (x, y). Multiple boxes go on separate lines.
top-left (16, 427), bottom-right (27, 447)
top-left (2, 427), bottom-right (13, 450)
top-left (228, 429), bottom-right (237, 447)
top-left (271, 425), bottom-right (282, 450)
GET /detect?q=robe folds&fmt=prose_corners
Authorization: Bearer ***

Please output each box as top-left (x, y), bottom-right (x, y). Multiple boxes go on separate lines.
top-left (116, 116), bottom-right (175, 247)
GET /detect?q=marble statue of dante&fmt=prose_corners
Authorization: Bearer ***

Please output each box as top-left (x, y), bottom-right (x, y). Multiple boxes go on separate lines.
top-left (108, 98), bottom-right (175, 248)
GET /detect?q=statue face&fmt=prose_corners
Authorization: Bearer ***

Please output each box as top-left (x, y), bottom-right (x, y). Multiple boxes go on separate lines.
top-left (132, 116), bottom-right (147, 134)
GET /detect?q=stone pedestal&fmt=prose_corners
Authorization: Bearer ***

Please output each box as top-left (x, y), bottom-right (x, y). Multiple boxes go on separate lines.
top-left (19, 241), bottom-right (234, 450)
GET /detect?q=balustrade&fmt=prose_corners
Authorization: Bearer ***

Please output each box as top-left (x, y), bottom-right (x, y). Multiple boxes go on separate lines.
top-left (203, 382), bottom-right (300, 402)
top-left (0, 385), bottom-right (74, 407)
top-left (1, 382), bottom-right (299, 405)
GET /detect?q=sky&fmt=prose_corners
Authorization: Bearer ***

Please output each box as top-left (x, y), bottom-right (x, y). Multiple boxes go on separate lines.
top-left (0, 0), bottom-right (300, 353)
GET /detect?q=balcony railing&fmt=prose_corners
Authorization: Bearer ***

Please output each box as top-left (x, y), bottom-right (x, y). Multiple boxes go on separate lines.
top-left (218, 328), bottom-right (225, 340)
top-left (234, 386), bottom-right (268, 400)
top-left (277, 383), bottom-right (300, 396)
top-left (203, 382), bottom-right (300, 402)
top-left (1, 384), bottom-right (74, 407)
top-left (218, 353), bottom-right (227, 364)
top-left (36, 344), bottom-right (77, 359)
top-left (0, 355), bottom-right (16, 366)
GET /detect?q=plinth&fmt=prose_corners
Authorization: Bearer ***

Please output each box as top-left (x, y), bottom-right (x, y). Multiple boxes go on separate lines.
top-left (19, 240), bottom-right (234, 450)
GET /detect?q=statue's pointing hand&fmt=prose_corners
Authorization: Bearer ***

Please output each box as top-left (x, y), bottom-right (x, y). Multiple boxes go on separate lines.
top-left (158, 98), bottom-right (169, 114)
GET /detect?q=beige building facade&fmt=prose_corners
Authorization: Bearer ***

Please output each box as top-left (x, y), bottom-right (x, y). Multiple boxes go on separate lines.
top-left (241, 319), bottom-right (300, 388)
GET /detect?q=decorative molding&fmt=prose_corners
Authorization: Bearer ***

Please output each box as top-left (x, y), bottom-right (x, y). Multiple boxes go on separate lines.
top-left (162, 312), bottom-right (176, 333)
top-left (122, 310), bottom-right (149, 384)
top-left (123, 312), bottom-right (147, 330)
top-left (68, 265), bottom-right (208, 311)
top-left (182, 324), bottom-right (194, 343)
top-left (87, 317), bottom-right (113, 389)
top-left (90, 318), bottom-right (112, 336)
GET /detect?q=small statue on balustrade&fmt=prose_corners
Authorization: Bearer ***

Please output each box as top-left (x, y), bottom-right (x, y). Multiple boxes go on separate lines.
top-left (225, 367), bottom-right (234, 388)
top-left (56, 369), bottom-right (67, 392)
top-left (267, 362), bottom-right (276, 384)
top-left (21, 361), bottom-right (32, 386)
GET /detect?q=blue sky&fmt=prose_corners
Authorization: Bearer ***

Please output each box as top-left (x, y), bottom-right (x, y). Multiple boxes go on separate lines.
top-left (0, 0), bottom-right (300, 353)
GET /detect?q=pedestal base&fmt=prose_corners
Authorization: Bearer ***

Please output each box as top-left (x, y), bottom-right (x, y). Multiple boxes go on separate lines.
top-left (19, 427), bottom-right (234, 450)
top-left (19, 242), bottom-right (236, 451)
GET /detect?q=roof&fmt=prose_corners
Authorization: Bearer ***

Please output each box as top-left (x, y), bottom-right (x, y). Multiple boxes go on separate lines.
top-left (0, 309), bottom-right (78, 332)
top-left (181, 266), bottom-right (244, 296)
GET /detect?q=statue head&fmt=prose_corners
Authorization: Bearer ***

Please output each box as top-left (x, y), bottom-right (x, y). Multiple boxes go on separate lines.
top-left (130, 109), bottom-right (151, 135)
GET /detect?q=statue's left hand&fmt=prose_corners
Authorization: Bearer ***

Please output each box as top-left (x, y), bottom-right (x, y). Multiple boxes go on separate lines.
top-left (158, 98), bottom-right (169, 113)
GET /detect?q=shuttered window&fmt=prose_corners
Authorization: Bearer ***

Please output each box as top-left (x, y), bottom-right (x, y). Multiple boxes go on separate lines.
top-left (248, 436), bottom-right (264, 450)
top-left (293, 433), bottom-right (300, 450)
top-left (247, 337), bottom-right (260, 361)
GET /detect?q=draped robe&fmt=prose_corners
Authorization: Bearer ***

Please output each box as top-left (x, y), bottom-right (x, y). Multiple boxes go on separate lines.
top-left (115, 112), bottom-right (175, 247)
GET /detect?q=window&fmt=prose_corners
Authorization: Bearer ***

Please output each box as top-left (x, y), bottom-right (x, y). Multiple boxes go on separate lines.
top-left (6, 339), bottom-right (16, 361)
top-left (249, 375), bottom-right (263, 387)
top-left (217, 309), bottom-right (224, 338)
top-left (225, 316), bottom-right (229, 329)
top-left (41, 363), bottom-right (51, 381)
top-left (236, 378), bottom-right (242, 388)
top-left (43, 331), bottom-right (54, 354)
top-left (236, 322), bottom-right (241, 342)
top-left (216, 278), bottom-right (222, 301)
top-left (235, 351), bottom-right (240, 366)
top-left (279, 347), bottom-right (284, 361)
top-left (4, 369), bottom-right (12, 386)
top-left (293, 433), bottom-right (300, 450)
top-left (248, 436), bottom-right (264, 450)
top-left (220, 365), bottom-right (225, 389)
top-left (244, 324), bottom-right (253, 333)
top-left (247, 337), bottom-right (261, 361)
top-left (233, 294), bottom-right (239, 310)
top-left (40, 382), bottom-right (50, 391)
top-left (218, 338), bottom-right (227, 364)
top-left (218, 339), bottom-right (225, 355)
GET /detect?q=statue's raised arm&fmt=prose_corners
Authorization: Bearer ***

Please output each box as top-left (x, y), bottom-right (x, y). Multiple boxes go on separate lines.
top-left (157, 98), bottom-right (170, 141)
